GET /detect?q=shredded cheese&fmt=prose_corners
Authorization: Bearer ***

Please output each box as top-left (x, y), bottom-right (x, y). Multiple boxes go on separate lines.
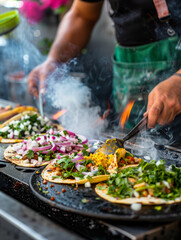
top-left (84, 152), bottom-right (114, 169)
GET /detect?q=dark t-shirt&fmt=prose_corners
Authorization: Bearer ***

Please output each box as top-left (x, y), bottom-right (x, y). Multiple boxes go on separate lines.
top-left (81, 0), bottom-right (181, 46)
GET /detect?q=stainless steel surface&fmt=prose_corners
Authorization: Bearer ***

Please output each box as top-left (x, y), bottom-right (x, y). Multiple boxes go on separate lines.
top-left (100, 220), bottom-right (181, 240)
top-left (0, 98), bottom-right (17, 108)
top-left (0, 191), bottom-right (84, 240)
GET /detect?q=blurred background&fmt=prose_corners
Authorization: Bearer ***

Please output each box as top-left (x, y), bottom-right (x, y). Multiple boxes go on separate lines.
top-left (0, 0), bottom-right (115, 110)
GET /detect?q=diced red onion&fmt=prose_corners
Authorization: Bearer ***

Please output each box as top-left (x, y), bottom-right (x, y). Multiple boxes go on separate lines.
top-left (66, 130), bottom-right (75, 136)
top-left (32, 145), bottom-right (51, 152)
top-left (55, 142), bottom-right (71, 146)
top-left (51, 159), bottom-right (57, 165)
top-left (77, 135), bottom-right (88, 144)
top-left (41, 150), bottom-right (50, 154)
top-left (72, 156), bottom-right (84, 162)
top-left (75, 162), bottom-right (83, 171)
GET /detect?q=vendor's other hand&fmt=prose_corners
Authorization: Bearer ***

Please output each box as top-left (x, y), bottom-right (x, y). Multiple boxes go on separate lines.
top-left (144, 75), bottom-right (181, 128)
top-left (28, 58), bottom-right (57, 98)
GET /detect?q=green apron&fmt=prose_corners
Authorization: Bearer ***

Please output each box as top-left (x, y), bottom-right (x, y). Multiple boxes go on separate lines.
top-left (112, 36), bottom-right (181, 128)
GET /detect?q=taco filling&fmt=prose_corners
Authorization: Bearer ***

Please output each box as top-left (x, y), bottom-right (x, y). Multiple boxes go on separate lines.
top-left (42, 147), bottom-right (140, 184)
top-left (95, 160), bottom-right (181, 204)
top-left (4, 129), bottom-right (88, 167)
top-left (0, 112), bottom-right (53, 140)
top-left (41, 147), bottom-right (111, 184)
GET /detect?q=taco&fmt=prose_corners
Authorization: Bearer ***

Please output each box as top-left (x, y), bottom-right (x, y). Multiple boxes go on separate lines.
top-left (41, 154), bottom-right (109, 184)
top-left (0, 111), bottom-right (63, 143)
top-left (107, 148), bottom-right (141, 174)
top-left (0, 105), bottom-right (38, 123)
top-left (41, 147), bottom-right (141, 185)
top-left (4, 129), bottom-right (89, 167)
top-left (95, 160), bottom-right (181, 205)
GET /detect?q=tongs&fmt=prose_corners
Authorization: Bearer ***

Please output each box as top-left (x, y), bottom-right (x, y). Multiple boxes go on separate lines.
top-left (39, 91), bottom-right (44, 117)
top-left (95, 115), bottom-right (148, 155)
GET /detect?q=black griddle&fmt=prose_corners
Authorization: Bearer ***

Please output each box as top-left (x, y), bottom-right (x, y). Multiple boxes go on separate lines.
top-left (29, 167), bottom-right (181, 222)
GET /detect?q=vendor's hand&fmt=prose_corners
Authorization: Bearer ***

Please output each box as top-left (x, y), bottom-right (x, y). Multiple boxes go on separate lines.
top-left (144, 75), bottom-right (181, 128)
top-left (28, 58), bottom-right (57, 98)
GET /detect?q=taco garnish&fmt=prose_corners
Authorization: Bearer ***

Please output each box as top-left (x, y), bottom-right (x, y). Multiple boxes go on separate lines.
top-left (107, 148), bottom-right (141, 174)
top-left (41, 147), bottom-right (141, 184)
top-left (95, 160), bottom-right (181, 205)
top-left (0, 111), bottom-right (62, 142)
top-left (4, 129), bottom-right (89, 167)
top-left (41, 151), bottom-right (110, 184)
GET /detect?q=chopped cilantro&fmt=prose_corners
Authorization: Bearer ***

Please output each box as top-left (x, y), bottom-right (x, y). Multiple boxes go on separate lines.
top-left (27, 150), bottom-right (34, 159)
top-left (154, 206), bottom-right (162, 211)
top-left (81, 198), bottom-right (88, 204)
top-left (43, 191), bottom-right (49, 194)
top-left (83, 144), bottom-right (88, 149)
top-left (106, 160), bottom-right (181, 200)
top-left (63, 130), bottom-right (68, 136)
top-left (52, 176), bottom-right (60, 179)
top-left (97, 185), bottom-right (107, 190)
top-left (82, 149), bottom-right (89, 156)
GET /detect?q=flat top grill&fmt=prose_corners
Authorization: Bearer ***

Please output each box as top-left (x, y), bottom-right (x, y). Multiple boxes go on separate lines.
top-left (1, 99), bottom-right (181, 240)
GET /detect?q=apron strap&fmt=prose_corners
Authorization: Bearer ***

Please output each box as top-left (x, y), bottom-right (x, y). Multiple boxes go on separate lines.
top-left (153, 0), bottom-right (176, 36)
top-left (153, 0), bottom-right (170, 21)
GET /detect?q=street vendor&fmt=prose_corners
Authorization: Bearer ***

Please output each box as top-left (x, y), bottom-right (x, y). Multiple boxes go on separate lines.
top-left (28, 0), bottom-right (181, 129)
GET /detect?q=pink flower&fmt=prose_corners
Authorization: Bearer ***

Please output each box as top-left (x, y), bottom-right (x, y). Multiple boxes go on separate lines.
top-left (20, 1), bottom-right (44, 24)
top-left (41, 0), bottom-right (69, 10)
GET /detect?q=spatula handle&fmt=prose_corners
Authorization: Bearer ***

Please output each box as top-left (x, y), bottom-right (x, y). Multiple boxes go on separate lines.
top-left (123, 115), bottom-right (148, 142)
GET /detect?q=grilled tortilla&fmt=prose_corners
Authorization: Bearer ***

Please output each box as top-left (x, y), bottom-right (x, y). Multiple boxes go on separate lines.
top-left (4, 130), bottom-right (90, 168)
top-left (95, 160), bottom-right (181, 205)
top-left (0, 106), bottom-right (38, 123)
top-left (41, 148), bottom-right (140, 185)
top-left (95, 183), bottom-right (181, 205)
top-left (41, 163), bottom-right (109, 184)
top-left (4, 144), bottom-right (48, 167)
top-left (107, 148), bottom-right (141, 174)
top-left (0, 111), bottom-right (63, 143)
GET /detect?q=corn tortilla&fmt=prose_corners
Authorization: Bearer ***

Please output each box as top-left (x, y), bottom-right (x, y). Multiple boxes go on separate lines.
top-left (4, 144), bottom-right (49, 167)
top-left (0, 111), bottom-right (63, 143)
top-left (95, 183), bottom-right (181, 205)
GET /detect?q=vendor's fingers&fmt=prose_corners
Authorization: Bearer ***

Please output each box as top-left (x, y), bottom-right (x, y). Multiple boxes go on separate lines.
top-left (28, 72), bottom-right (39, 98)
top-left (146, 94), bottom-right (154, 112)
top-left (147, 101), bottom-right (164, 128)
top-left (157, 104), bottom-right (172, 126)
top-left (157, 99), bottom-right (180, 125)
top-left (39, 73), bottom-right (47, 95)
top-left (167, 112), bottom-right (176, 125)
top-left (143, 111), bottom-right (148, 117)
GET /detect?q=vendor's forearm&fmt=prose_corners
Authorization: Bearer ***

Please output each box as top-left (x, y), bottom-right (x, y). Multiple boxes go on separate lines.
top-left (48, 0), bottom-right (103, 63)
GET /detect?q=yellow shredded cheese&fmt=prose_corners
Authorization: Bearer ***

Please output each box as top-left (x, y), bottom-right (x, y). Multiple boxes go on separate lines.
top-left (84, 152), bottom-right (114, 169)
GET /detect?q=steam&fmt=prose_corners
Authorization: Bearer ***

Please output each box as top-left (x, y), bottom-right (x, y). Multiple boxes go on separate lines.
top-left (47, 63), bottom-right (108, 139)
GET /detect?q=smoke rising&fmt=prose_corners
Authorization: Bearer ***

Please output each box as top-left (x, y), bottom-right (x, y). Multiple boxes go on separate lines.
top-left (47, 63), bottom-right (108, 139)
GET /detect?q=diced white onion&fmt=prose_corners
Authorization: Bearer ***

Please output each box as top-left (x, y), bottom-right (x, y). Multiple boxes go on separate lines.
top-left (156, 160), bottom-right (162, 166)
top-left (162, 180), bottom-right (170, 189)
top-left (14, 130), bottom-right (19, 136)
top-left (85, 182), bottom-right (91, 188)
top-left (75, 177), bottom-right (81, 181)
top-left (23, 159), bottom-right (29, 163)
top-left (144, 156), bottom-right (151, 161)
top-left (133, 190), bottom-right (139, 198)
top-left (1, 126), bottom-right (9, 132)
top-left (131, 203), bottom-right (142, 211)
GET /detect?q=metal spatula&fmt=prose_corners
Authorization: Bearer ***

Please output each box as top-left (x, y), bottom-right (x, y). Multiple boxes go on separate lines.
top-left (95, 115), bottom-right (148, 155)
